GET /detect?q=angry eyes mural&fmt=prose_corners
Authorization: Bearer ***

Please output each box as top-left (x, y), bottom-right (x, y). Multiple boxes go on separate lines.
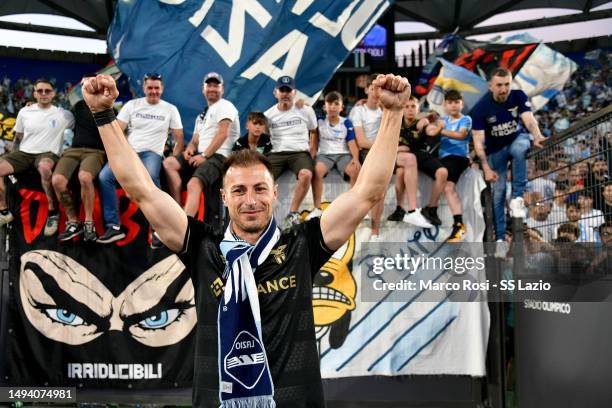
top-left (20, 250), bottom-right (196, 347)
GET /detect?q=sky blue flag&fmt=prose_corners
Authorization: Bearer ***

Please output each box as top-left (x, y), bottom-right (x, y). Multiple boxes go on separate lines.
top-left (108, 0), bottom-right (393, 140)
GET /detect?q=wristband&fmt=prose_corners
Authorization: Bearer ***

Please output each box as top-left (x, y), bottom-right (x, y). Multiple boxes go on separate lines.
top-left (92, 109), bottom-right (116, 127)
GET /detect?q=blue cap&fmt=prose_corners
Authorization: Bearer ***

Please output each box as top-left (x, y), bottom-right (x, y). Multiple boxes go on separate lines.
top-left (275, 75), bottom-right (295, 90)
top-left (203, 72), bottom-right (224, 84)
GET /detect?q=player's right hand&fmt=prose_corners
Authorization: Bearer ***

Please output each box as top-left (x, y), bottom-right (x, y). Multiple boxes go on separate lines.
top-left (82, 75), bottom-right (119, 113)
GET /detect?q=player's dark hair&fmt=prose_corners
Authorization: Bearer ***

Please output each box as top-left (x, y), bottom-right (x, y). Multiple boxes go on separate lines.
top-left (325, 91), bottom-right (343, 104)
top-left (490, 67), bottom-right (511, 80)
top-left (444, 89), bottom-right (463, 101)
top-left (247, 111), bottom-right (267, 125)
top-left (34, 78), bottom-right (54, 89)
top-left (223, 149), bottom-right (273, 180)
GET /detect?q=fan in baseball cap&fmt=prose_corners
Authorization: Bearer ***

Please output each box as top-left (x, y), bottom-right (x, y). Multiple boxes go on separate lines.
top-left (203, 72), bottom-right (224, 84)
top-left (275, 75), bottom-right (295, 90)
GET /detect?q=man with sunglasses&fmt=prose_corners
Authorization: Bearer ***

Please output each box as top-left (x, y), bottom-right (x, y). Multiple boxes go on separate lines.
top-left (0, 79), bottom-right (74, 233)
top-left (97, 73), bottom-right (184, 244)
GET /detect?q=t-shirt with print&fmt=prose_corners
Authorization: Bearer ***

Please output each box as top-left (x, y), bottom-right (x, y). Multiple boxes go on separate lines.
top-left (399, 119), bottom-right (427, 151)
top-left (317, 116), bottom-right (355, 155)
top-left (70, 100), bottom-right (104, 150)
top-left (471, 90), bottom-right (531, 154)
top-left (195, 98), bottom-right (240, 157)
top-left (349, 104), bottom-right (382, 143)
top-left (117, 97), bottom-right (182, 156)
top-left (14, 104), bottom-right (74, 155)
top-left (179, 217), bottom-right (334, 408)
top-left (439, 114), bottom-right (472, 158)
top-left (265, 105), bottom-right (317, 153)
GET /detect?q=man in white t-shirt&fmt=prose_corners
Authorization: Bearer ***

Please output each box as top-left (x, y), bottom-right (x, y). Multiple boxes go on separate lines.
top-left (163, 72), bottom-right (239, 228)
top-left (97, 73), bottom-right (183, 244)
top-left (265, 75), bottom-right (318, 227)
top-left (0, 78), bottom-right (74, 235)
top-left (350, 74), bottom-right (384, 239)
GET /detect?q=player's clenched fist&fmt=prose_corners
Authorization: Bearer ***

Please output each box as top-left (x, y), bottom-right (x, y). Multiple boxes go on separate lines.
top-left (82, 75), bottom-right (119, 113)
top-left (372, 74), bottom-right (411, 112)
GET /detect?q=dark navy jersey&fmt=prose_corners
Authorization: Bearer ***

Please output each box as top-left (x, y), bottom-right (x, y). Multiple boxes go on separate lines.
top-left (471, 90), bottom-right (531, 154)
top-left (179, 217), bottom-right (334, 408)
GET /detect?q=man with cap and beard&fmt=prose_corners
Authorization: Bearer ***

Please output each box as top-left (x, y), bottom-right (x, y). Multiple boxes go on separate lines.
top-left (163, 72), bottom-right (240, 233)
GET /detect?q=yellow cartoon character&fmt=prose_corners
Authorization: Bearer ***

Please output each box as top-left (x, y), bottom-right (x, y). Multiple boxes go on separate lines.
top-left (304, 203), bottom-right (357, 349)
top-left (1, 115), bottom-right (16, 141)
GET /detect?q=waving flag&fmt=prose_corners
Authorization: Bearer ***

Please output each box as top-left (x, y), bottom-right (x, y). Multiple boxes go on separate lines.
top-left (108, 0), bottom-right (392, 140)
top-left (426, 59), bottom-right (488, 115)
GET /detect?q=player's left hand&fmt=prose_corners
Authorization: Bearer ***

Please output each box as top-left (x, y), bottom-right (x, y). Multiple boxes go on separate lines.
top-left (373, 74), bottom-right (411, 112)
top-left (82, 75), bottom-right (119, 112)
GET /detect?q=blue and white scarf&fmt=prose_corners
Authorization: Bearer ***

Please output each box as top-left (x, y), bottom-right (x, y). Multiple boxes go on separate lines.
top-left (218, 218), bottom-right (280, 408)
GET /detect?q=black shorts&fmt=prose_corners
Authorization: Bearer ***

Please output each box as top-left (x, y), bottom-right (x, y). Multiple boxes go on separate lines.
top-left (440, 155), bottom-right (469, 183)
top-left (176, 153), bottom-right (225, 187)
top-left (413, 150), bottom-right (444, 179)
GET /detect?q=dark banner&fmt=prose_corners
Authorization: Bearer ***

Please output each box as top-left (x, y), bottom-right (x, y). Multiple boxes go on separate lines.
top-left (6, 172), bottom-right (197, 388)
top-left (415, 36), bottom-right (537, 96)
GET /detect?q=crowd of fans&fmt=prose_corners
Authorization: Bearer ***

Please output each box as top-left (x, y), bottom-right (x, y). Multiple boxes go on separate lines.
top-left (0, 50), bottom-right (610, 248)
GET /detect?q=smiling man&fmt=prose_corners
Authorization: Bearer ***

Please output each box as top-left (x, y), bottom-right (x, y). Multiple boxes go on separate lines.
top-left (97, 73), bottom-right (183, 244)
top-left (82, 73), bottom-right (409, 408)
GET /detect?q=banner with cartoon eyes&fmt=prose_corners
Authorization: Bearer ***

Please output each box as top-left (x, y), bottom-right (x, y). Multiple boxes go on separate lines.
top-left (6, 172), bottom-right (197, 388)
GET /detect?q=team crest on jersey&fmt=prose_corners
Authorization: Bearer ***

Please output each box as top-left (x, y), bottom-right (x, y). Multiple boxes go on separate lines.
top-left (224, 330), bottom-right (267, 389)
top-left (486, 116), bottom-right (497, 124)
top-left (270, 244), bottom-right (287, 264)
top-left (509, 107), bottom-right (518, 118)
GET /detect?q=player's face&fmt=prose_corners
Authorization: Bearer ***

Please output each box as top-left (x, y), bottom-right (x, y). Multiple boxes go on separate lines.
top-left (222, 164), bottom-right (277, 237)
top-left (246, 120), bottom-right (265, 137)
top-left (403, 99), bottom-right (419, 120)
top-left (34, 83), bottom-right (55, 106)
top-left (203, 81), bottom-right (223, 103)
top-left (143, 79), bottom-right (163, 104)
top-left (274, 87), bottom-right (295, 104)
top-left (324, 100), bottom-right (343, 118)
top-left (444, 99), bottom-right (463, 116)
top-left (490, 75), bottom-right (511, 103)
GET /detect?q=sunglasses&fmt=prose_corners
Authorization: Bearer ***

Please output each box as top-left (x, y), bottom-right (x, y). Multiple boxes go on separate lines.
top-left (144, 73), bottom-right (162, 81)
top-left (35, 89), bottom-right (53, 95)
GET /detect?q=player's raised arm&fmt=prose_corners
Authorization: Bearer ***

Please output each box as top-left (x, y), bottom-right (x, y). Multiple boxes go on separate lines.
top-left (320, 74), bottom-right (409, 250)
top-left (82, 75), bottom-right (187, 251)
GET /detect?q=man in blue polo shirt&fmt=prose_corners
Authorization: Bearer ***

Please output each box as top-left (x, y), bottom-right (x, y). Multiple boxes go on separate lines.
top-left (473, 68), bottom-right (546, 243)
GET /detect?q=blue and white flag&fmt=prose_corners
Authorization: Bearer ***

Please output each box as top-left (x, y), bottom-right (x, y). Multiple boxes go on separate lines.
top-left (426, 59), bottom-right (488, 116)
top-left (108, 0), bottom-right (392, 139)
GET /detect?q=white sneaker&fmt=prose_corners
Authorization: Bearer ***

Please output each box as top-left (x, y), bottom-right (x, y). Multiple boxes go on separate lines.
top-left (403, 208), bottom-right (434, 228)
top-left (0, 211), bottom-right (13, 227)
top-left (494, 239), bottom-right (509, 259)
top-left (509, 197), bottom-right (527, 218)
top-left (305, 207), bottom-right (323, 221)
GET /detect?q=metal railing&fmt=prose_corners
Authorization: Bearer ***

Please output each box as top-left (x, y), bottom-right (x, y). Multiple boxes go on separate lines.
top-left (524, 105), bottom-right (612, 243)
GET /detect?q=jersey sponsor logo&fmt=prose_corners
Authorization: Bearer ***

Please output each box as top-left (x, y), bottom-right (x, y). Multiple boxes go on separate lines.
top-left (257, 275), bottom-right (297, 294)
top-left (491, 120), bottom-right (519, 137)
top-left (211, 277), bottom-right (225, 298)
top-left (270, 244), bottom-right (287, 264)
top-left (486, 115), bottom-right (497, 124)
top-left (224, 331), bottom-right (267, 389)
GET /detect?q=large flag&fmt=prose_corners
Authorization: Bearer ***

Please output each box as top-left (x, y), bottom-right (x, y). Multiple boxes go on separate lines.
top-left (108, 0), bottom-right (392, 138)
top-left (501, 34), bottom-right (578, 111)
top-left (426, 59), bottom-right (488, 116)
